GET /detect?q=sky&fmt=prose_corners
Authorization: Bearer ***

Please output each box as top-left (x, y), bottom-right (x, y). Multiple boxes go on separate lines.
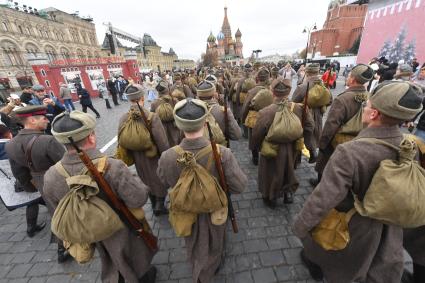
top-left (20, 0), bottom-right (331, 61)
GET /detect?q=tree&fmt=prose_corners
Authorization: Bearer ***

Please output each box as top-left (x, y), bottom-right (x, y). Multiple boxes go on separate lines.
top-left (388, 26), bottom-right (407, 63)
top-left (299, 48), bottom-right (307, 60)
top-left (201, 51), bottom-right (218, 67)
top-left (403, 40), bottom-right (416, 63)
top-left (349, 36), bottom-right (361, 55)
top-left (378, 40), bottom-right (392, 59)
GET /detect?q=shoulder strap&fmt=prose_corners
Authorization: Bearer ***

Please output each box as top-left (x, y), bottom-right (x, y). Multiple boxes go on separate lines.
top-left (54, 162), bottom-right (70, 178)
top-left (54, 156), bottom-right (108, 180)
top-left (290, 102), bottom-right (296, 112)
top-left (345, 208), bottom-right (357, 222)
top-left (25, 135), bottom-right (40, 171)
top-left (173, 145), bottom-right (220, 171)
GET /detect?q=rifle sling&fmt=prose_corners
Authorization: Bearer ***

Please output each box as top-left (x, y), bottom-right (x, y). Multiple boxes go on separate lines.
top-left (25, 135), bottom-right (40, 172)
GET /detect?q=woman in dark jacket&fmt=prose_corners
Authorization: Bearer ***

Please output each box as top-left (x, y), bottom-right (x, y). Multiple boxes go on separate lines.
top-left (75, 83), bottom-right (100, 118)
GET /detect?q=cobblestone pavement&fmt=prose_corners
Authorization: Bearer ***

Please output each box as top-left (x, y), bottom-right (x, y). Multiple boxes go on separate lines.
top-left (0, 79), bottom-right (364, 283)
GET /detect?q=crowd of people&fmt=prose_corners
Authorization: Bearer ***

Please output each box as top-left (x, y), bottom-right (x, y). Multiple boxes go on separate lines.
top-left (0, 56), bottom-right (424, 283)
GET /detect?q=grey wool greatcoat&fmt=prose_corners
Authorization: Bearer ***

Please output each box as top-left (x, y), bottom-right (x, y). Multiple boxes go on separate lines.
top-left (205, 99), bottom-right (242, 141)
top-left (292, 76), bottom-right (326, 149)
top-left (232, 76), bottom-right (249, 121)
top-left (293, 126), bottom-right (405, 283)
top-left (170, 82), bottom-right (194, 99)
top-left (43, 149), bottom-right (155, 283)
top-left (157, 137), bottom-right (247, 283)
top-left (5, 129), bottom-right (65, 211)
top-left (251, 99), bottom-right (315, 200)
top-left (315, 85), bottom-right (369, 174)
top-left (118, 105), bottom-right (170, 198)
top-left (150, 95), bottom-right (183, 147)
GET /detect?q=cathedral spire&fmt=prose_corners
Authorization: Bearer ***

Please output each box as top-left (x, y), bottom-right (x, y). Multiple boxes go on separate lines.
top-left (221, 6), bottom-right (232, 39)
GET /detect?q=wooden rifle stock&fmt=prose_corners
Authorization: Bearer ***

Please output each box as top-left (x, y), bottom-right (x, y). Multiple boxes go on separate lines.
top-left (68, 138), bottom-right (158, 252)
top-left (136, 102), bottom-right (158, 149)
top-left (301, 82), bottom-right (310, 127)
top-left (206, 122), bottom-right (238, 233)
top-left (223, 92), bottom-right (230, 148)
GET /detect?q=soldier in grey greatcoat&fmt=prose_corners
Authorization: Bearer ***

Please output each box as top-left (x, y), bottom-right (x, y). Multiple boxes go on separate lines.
top-left (119, 85), bottom-right (170, 216)
top-left (157, 98), bottom-right (247, 283)
top-left (310, 64), bottom-right (374, 186)
top-left (196, 80), bottom-right (241, 143)
top-left (241, 68), bottom-right (271, 165)
top-left (232, 64), bottom-right (253, 123)
top-left (150, 80), bottom-right (182, 147)
top-left (292, 63), bottom-right (325, 149)
top-left (252, 79), bottom-right (315, 207)
top-left (5, 105), bottom-right (70, 262)
top-left (293, 81), bottom-right (423, 283)
top-left (44, 111), bottom-right (157, 283)
top-left (170, 73), bottom-right (194, 99)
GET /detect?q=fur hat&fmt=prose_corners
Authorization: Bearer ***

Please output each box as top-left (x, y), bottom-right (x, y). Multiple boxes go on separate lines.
top-left (271, 79), bottom-right (292, 96)
top-left (196, 80), bottom-right (216, 98)
top-left (305, 63), bottom-right (320, 75)
top-left (351, 64), bottom-right (374, 84)
top-left (257, 68), bottom-right (270, 82)
top-left (173, 98), bottom-right (208, 132)
top-left (156, 80), bottom-right (169, 95)
top-left (51, 111), bottom-right (96, 144)
top-left (370, 81), bottom-right (423, 121)
top-left (124, 84), bottom-right (144, 101)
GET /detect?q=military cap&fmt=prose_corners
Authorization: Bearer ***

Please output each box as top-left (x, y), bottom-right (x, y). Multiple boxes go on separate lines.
top-left (173, 72), bottom-right (182, 81)
top-left (398, 64), bottom-right (413, 76)
top-left (370, 81), bottom-right (423, 121)
top-left (197, 80), bottom-right (216, 98)
top-left (173, 98), bottom-right (208, 132)
top-left (351, 64), bottom-right (374, 84)
top-left (271, 79), bottom-right (292, 96)
top-left (14, 105), bottom-right (47, 117)
top-left (32, 84), bottom-right (45, 91)
top-left (156, 80), bottom-right (169, 95)
top-left (257, 68), bottom-right (270, 82)
top-left (124, 84), bottom-right (144, 101)
top-left (305, 63), bottom-right (320, 74)
top-left (51, 110), bottom-right (96, 144)
top-left (205, 74), bottom-right (218, 84)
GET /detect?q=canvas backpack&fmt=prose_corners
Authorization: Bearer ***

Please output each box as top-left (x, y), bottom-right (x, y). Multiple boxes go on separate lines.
top-left (118, 108), bottom-right (158, 157)
top-left (202, 104), bottom-right (226, 146)
top-left (332, 92), bottom-right (368, 148)
top-left (266, 101), bottom-right (304, 144)
top-left (353, 137), bottom-right (425, 228)
top-left (239, 78), bottom-right (256, 104)
top-left (307, 81), bottom-right (332, 108)
top-left (250, 87), bottom-right (273, 111)
top-left (51, 157), bottom-right (124, 263)
top-left (155, 96), bottom-right (175, 122)
top-left (168, 145), bottom-right (228, 237)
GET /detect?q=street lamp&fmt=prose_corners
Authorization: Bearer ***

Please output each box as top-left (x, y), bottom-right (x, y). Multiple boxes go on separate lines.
top-left (252, 49), bottom-right (262, 59)
top-left (302, 23), bottom-right (317, 63)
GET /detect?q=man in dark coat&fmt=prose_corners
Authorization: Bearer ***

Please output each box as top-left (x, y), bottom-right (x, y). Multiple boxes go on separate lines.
top-left (311, 64), bottom-right (373, 186)
top-left (44, 111), bottom-right (157, 283)
top-left (5, 105), bottom-right (70, 262)
top-left (252, 79), bottom-right (315, 207)
top-left (293, 81), bottom-right (423, 283)
top-left (76, 83), bottom-right (100, 118)
top-left (107, 78), bottom-right (120, 106)
top-left (157, 98), bottom-right (247, 283)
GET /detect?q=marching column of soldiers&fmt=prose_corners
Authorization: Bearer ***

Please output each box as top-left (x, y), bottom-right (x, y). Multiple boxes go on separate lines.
top-left (1, 60), bottom-right (425, 283)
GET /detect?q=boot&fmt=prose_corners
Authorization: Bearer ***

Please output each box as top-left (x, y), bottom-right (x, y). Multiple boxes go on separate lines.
top-left (139, 266), bottom-right (157, 283)
top-left (309, 173), bottom-right (322, 188)
top-left (105, 99), bottom-right (112, 109)
top-left (26, 203), bottom-right (45, 237)
top-left (413, 263), bottom-right (425, 283)
top-left (148, 193), bottom-right (156, 208)
top-left (153, 197), bottom-right (168, 216)
top-left (57, 244), bottom-right (71, 263)
top-left (252, 150), bottom-right (258, 166)
top-left (283, 192), bottom-right (294, 204)
top-left (300, 249), bottom-right (323, 281)
top-left (242, 126), bottom-right (248, 139)
top-left (308, 150), bottom-right (317, 164)
top-left (401, 270), bottom-right (414, 283)
top-left (262, 197), bottom-right (277, 209)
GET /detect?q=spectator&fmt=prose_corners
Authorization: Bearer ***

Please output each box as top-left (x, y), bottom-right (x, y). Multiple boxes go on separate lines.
top-left (97, 81), bottom-right (112, 109)
top-left (412, 58), bottom-right (420, 73)
top-left (0, 120), bottom-right (12, 159)
top-left (75, 83), bottom-right (100, 118)
top-left (59, 83), bottom-right (75, 112)
top-left (322, 66), bottom-right (337, 89)
top-left (394, 64), bottom-right (413, 82)
top-left (279, 62), bottom-right (297, 80)
top-left (115, 75), bottom-right (128, 101)
top-left (107, 78), bottom-right (119, 106)
top-left (19, 86), bottom-right (34, 105)
top-left (297, 64), bottom-right (306, 85)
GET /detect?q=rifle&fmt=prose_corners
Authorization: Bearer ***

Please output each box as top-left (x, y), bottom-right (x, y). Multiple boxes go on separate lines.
top-left (301, 82), bottom-right (310, 127)
top-left (68, 137), bottom-right (158, 252)
top-left (136, 102), bottom-right (158, 150)
top-left (223, 91), bottom-right (230, 148)
top-left (206, 122), bottom-right (238, 233)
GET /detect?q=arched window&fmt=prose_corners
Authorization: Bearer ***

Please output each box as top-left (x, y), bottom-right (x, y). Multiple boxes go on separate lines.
top-left (45, 45), bottom-right (57, 63)
top-left (60, 47), bottom-right (70, 60)
top-left (76, 49), bottom-right (85, 59)
top-left (1, 41), bottom-right (23, 66)
top-left (25, 43), bottom-right (39, 58)
top-left (18, 26), bottom-right (23, 34)
top-left (26, 26), bottom-right (32, 35)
